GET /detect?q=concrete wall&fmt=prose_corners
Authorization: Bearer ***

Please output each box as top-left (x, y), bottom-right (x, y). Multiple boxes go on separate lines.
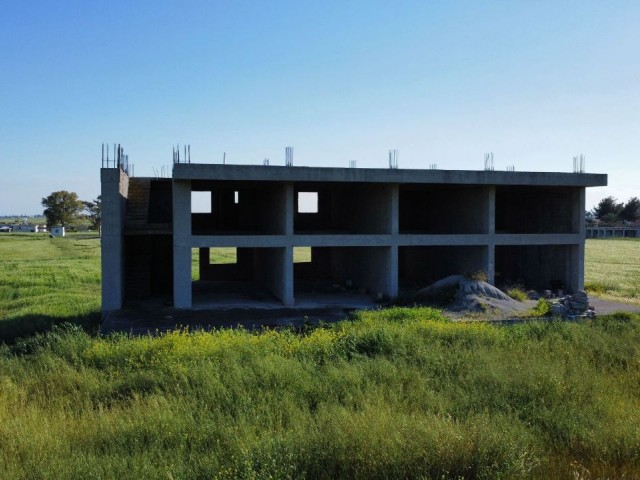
top-left (100, 168), bottom-right (129, 315)
top-left (254, 247), bottom-right (293, 305)
top-left (495, 245), bottom-right (578, 292)
top-left (399, 185), bottom-right (490, 234)
top-left (294, 183), bottom-right (394, 234)
top-left (496, 186), bottom-right (579, 234)
top-left (191, 181), bottom-right (289, 235)
top-left (399, 246), bottom-right (488, 285)
top-left (293, 246), bottom-right (395, 297)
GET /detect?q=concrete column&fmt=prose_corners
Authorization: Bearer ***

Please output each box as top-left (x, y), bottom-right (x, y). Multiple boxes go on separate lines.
top-left (390, 184), bottom-right (399, 235)
top-left (573, 188), bottom-right (585, 291)
top-left (173, 180), bottom-right (192, 308)
top-left (573, 244), bottom-right (585, 291)
top-left (254, 247), bottom-right (294, 306)
top-left (198, 247), bottom-right (209, 280)
top-left (389, 245), bottom-right (399, 298)
top-left (486, 244), bottom-right (495, 285)
top-left (486, 186), bottom-right (496, 284)
top-left (390, 185), bottom-right (399, 297)
top-left (284, 183), bottom-right (294, 236)
top-left (572, 188), bottom-right (586, 235)
top-left (347, 247), bottom-right (395, 298)
top-left (283, 246), bottom-right (294, 306)
top-left (487, 186), bottom-right (496, 235)
top-left (100, 168), bottom-right (129, 316)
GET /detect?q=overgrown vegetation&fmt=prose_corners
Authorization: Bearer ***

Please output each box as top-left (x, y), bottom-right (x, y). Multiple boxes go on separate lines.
top-left (1, 311), bottom-right (640, 478)
top-left (506, 286), bottom-right (528, 302)
top-left (1, 235), bottom-right (640, 478)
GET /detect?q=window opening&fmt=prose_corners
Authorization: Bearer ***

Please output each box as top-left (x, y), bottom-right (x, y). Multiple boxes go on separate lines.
top-left (298, 192), bottom-right (318, 213)
top-left (293, 246), bottom-right (312, 263)
top-left (191, 191), bottom-right (211, 213)
top-left (210, 247), bottom-right (238, 264)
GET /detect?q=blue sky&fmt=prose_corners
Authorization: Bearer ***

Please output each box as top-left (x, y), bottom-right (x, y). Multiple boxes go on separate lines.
top-left (1, 1), bottom-right (638, 215)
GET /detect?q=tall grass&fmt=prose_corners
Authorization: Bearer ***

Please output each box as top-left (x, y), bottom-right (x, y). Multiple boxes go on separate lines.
top-left (1, 234), bottom-right (640, 478)
top-left (1, 310), bottom-right (640, 478)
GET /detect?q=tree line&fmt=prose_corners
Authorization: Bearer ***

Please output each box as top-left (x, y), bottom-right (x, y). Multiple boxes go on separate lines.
top-left (41, 191), bottom-right (101, 231)
top-left (589, 196), bottom-right (640, 225)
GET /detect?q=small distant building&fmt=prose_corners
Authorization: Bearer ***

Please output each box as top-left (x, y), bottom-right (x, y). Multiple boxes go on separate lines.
top-left (12, 224), bottom-right (47, 233)
top-left (50, 226), bottom-right (65, 237)
top-left (13, 224), bottom-right (36, 232)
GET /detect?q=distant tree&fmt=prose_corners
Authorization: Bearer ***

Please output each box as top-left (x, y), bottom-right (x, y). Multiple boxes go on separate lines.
top-left (620, 197), bottom-right (640, 223)
top-left (41, 191), bottom-right (84, 227)
top-left (592, 196), bottom-right (623, 222)
top-left (83, 196), bottom-right (102, 232)
top-left (585, 211), bottom-right (595, 226)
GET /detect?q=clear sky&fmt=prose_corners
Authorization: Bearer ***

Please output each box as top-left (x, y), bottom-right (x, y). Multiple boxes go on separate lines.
top-left (1, 0), bottom-right (638, 215)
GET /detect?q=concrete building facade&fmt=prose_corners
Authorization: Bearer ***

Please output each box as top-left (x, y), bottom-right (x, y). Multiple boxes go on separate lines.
top-left (101, 162), bottom-right (607, 316)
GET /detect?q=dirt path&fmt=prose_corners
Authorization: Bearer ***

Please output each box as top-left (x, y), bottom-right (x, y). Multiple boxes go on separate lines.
top-left (588, 297), bottom-right (640, 315)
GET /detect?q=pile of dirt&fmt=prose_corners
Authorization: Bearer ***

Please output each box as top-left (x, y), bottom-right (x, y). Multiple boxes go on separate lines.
top-left (417, 275), bottom-right (534, 317)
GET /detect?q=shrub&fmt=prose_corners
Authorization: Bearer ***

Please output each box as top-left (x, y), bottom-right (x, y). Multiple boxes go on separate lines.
top-left (466, 270), bottom-right (488, 282)
top-left (507, 287), bottom-right (528, 302)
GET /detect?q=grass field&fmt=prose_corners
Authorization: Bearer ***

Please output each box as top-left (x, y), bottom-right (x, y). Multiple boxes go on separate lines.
top-left (0, 233), bottom-right (101, 341)
top-left (192, 247), bottom-right (312, 280)
top-left (1, 235), bottom-right (639, 478)
top-left (585, 238), bottom-right (640, 306)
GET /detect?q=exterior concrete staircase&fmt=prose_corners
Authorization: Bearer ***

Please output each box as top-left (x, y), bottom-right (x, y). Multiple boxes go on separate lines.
top-left (124, 178), bottom-right (151, 231)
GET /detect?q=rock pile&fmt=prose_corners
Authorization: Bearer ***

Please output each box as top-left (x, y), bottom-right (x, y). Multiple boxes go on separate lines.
top-left (550, 290), bottom-right (592, 317)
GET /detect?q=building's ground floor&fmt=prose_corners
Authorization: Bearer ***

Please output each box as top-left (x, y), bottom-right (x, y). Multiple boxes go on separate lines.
top-left (158, 235), bottom-right (584, 309)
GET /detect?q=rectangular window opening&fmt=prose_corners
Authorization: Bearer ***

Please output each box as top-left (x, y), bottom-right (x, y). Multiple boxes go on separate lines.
top-left (234, 191), bottom-right (239, 204)
top-left (191, 191), bottom-right (212, 213)
top-left (210, 247), bottom-right (238, 264)
top-left (298, 192), bottom-right (318, 213)
top-left (294, 246), bottom-right (312, 263)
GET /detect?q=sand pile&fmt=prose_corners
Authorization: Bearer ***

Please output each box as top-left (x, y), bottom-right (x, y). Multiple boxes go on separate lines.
top-left (417, 275), bottom-right (532, 316)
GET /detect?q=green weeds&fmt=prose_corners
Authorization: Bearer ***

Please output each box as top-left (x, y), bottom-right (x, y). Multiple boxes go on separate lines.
top-left (506, 287), bottom-right (528, 302)
top-left (1, 312), bottom-right (640, 478)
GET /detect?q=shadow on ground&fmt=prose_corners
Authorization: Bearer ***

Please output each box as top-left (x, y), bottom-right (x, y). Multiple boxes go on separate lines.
top-left (0, 312), bottom-right (101, 344)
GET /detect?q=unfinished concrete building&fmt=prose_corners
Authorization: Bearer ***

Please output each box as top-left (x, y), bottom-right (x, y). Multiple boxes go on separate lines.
top-left (101, 161), bottom-right (607, 316)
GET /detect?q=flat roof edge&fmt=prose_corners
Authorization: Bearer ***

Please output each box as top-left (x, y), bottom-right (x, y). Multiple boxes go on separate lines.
top-left (171, 164), bottom-right (607, 187)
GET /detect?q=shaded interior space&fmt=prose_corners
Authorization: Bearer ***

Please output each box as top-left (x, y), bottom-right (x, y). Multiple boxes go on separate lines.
top-left (294, 246), bottom-right (392, 302)
top-left (495, 245), bottom-right (577, 292)
top-left (496, 186), bottom-right (579, 234)
top-left (123, 235), bottom-right (173, 301)
top-left (147, 179), bottom-right (173, 223)
top-left (399, 185), bottom-right (489, 234)
top-left (191, 180), bottom-right (288, 235)
top-left (192, 247), bottom-right (287, 307)
top-left (399, 246), bottom-right (488, 289)
top-left (294, 183), bottom-right (392, 234)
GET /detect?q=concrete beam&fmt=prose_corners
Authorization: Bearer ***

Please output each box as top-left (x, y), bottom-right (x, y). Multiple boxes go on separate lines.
top-left (174, 164), bottom-right (607, 187)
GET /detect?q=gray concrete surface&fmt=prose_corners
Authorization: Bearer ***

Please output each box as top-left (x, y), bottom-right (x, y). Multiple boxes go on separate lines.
top-left (100, 163), bottom-right (607, 316)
